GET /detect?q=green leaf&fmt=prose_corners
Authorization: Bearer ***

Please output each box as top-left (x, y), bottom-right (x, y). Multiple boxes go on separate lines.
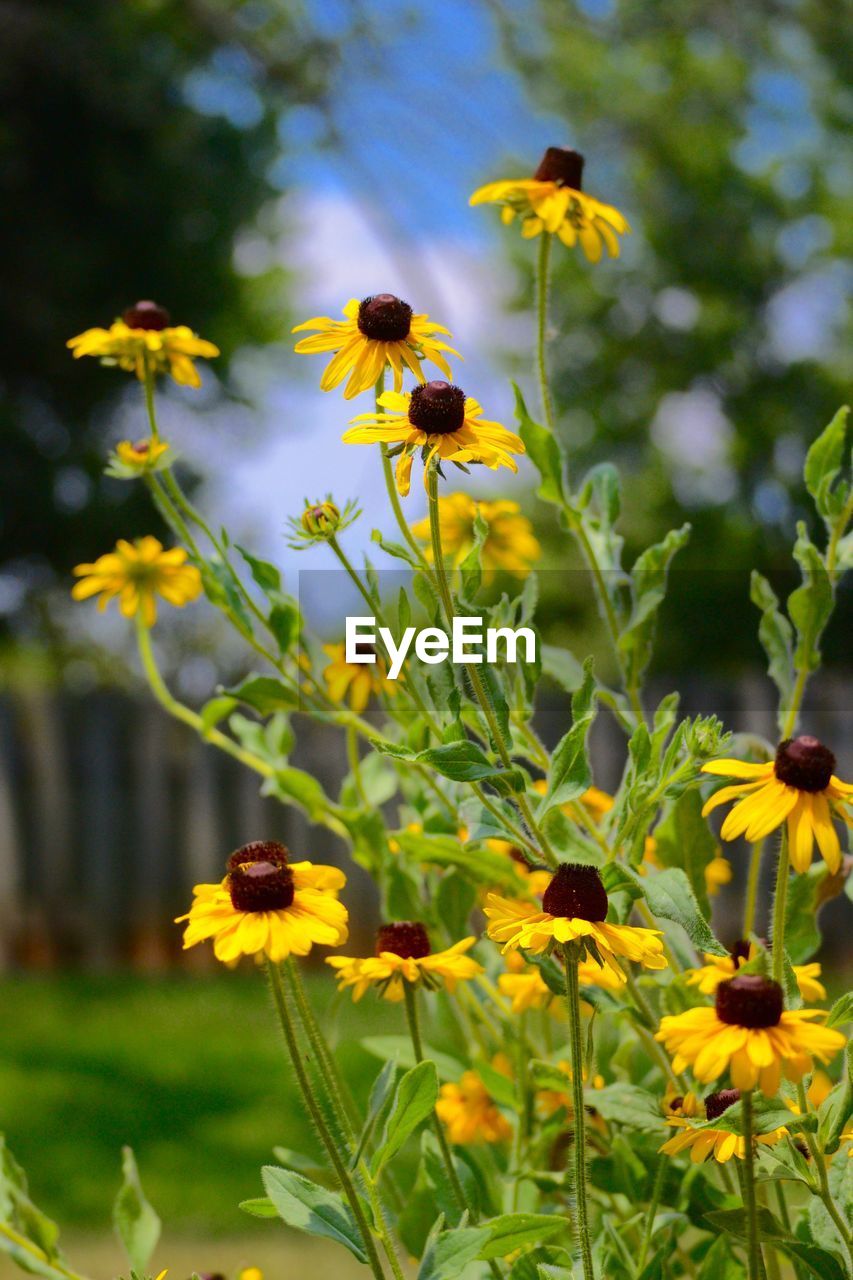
top-left (512, 382), bottom-right (565, 505)
top-left (750, 572), bottom-right (795, 734)
top-left (788, 524), bottom-right (833, 674)
top-left (539, 658), bottom-right (597, 813)
top-left (225, 674), bottom-right (297, 714)
top-left (394, 830), bottom-right (522, 890)
top-left (618, 524), bottom-right (691, 688)
top-left (697, 1236), bottom-right (746, 1279)
top-left (540, 644), bottom-right (585, 693)
top-left (705, 1206), bottom-right (847, 1280)
top-left (435, 872), bottom-right (476, 940)
top-left (239, 1197), bottom-right (278, 1218)
top-left (416, 740), bottom-right (525, 793)
top-left (417, 1220), bottom-right (492, 1280)
top-left (372, 1060), bottom-right (438, 1173)
top-left (784, 860), bottom-right (831, 963)
top-left (268, 600), bottom-right (301, 654)
top-left (264, 766), bottom-right (331, 822)
top-left (652, 789), bottom-right (717, 918)
top-left (261, 1166), bottom-right (367, 1263)
top-left (113, 1147), bottom-right (161, 1274)
top-left (477, 1214), bottom-right (564, 1259)
top-left (236, 545), bottom-right (282, 593)
top-left (629, 866), bottom-right (727, 955)
top-left (804, 405), bottom-right (850, 524)
top-left (585, 1084), bottom-right (664, 1132)
top-left (827, 993), bottom-right (853, 1028)
top-left (199, 694), bottom-right (238, 732)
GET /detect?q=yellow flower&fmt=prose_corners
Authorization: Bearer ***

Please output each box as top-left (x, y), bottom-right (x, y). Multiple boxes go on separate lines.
top-left (322, 641), bottom-right (393, 714)
top-left (326, 923), bottom-right (482, 1002)
top-left (72, 536), bottom-right (202, 627)
top-left (704, 854), bottom-right (733, 897)
top-left (536, 1061), bottom-right (606, 1119)
top-left (485, 863), bottom-right (667, 981)
top-left (68, 301), bottom-right (219, 387)
top-left (342, 383), bottom-right (524, 497)
top-left (292, 294), bottom-right (459, 399)
top-left (470, 147), bottom-right (630, 262)
top-left (410, 493), bottom-right (540, 580)
top-left (176, 841), bottom-right (348, 966)
top-left (239, 1270), bottom-right (263, 1280)
top-left (686, 944), bottom-right (826, 1003)
top-left (113, 438), bottom-right (170, 470)
top-left (701, 736), bottom-right (852, 874)
top-left (655, 975), bottom-right (845, 1098)
top-left (436, 1065), bottom-right (512, 1145)
top-left (660, 1087), bottom-right (786, 1163)
top-left (498, 947), bottom-right (624, 1015)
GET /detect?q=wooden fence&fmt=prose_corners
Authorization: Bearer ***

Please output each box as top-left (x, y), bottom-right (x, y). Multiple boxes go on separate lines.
top-left (0, 673), bottom-right (849, 970)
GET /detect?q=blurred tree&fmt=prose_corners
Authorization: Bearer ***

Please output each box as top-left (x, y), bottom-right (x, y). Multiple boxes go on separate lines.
top-left (0, 0), bottom-right (337, 643)
top-left (488, 0), bottom-right (851, 673)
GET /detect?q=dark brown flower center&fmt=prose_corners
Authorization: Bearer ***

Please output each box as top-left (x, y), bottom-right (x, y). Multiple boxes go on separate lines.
top-left (730, 939), bottom-right (752, 967)
top-left (352, 641), bottom-right (377, 660)
top-left (534, 147), bottom-right (585, 190)
top-left (774, 736), bottom-right (835, 792)
top-left (357, 294), bottom-right (413, 341)
top-left (376, 921), bottom-right (431, 959)
top-left (227, 840), bottom-right (290, 873)
top-left (667, 1094), bottom-right (684, 1113)
top-left (704, 1088), bottom-right (740, 1121)
top-left (542, 863), bottom-right (608, 922)
top-left (228, 860), bottom-right (294, 913)
top-left (716, 975), bottom-right (783, 1029)
top-left (407, 381), bottom-right (466, 435)
top-left (122, 300), bottom-right (171, 331)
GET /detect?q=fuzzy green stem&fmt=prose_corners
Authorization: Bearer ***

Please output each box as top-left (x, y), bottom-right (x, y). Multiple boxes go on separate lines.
top-left (266, 960), bottom-right (387, 1280)
top-left (741, 1091), bottom-right (761, 1280)
top-left (426, 464), bottom-right (558, 867)
top-left (770, 828), bottom-right (789, 986)
top-left (564, 948), bottom-right (596, 1280)
top-left (136, 617), bottom-right (275, 778)
top-left (535, 231), bottom-right (557, 436)
top-left (373, 370), bottom-right (431, 567)
top-left (282, 958), bottom-right (360, 1139)
top-left (796, 1082), bottom-right (853, 1269)
top-left (781, 667), bottom-right (808, 740)
top-left (402, 982), bottom-right (467, 1214)
top-left (142, 358), bottom-right (159, 441)
top-left (743, 839), bottom-right (765, 939)
top-left (638, 1156), bottom-right (667, 1272)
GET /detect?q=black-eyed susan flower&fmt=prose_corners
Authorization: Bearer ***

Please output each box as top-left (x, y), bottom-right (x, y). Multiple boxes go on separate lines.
top-left (469, 147), bottom-right (630, 262)
top-left (342, 382), bottom-right (524, 497)
top-left (410, 493), bottom-right (541, 580)
top-left (485, 863), bottom-right (667, 981)
top-left (106, 437), bottom-right (171, 480)
top-left (326, 921), bottom-right (482, 1002)
top-left (659, 1088), bottom-right (787, 1164)
top-left (436, 1060), bottom-right (513, 1145)
top-left (686, 941), bottom-right (826, 1003)
top-left (176, 841), bottom-right (348, 965)
top-left (655, 974), bottom-right (845, 1098)
top-left (68, 301), bottom-right (219, 387)
top-left (292, 294), bottom-right (460, 399)
top-left (702, 736), bottom-right (852, 874)
top-left (72, 536), bottom-right (202, 627)
top-left (322, 640), bottom-right (394, 713)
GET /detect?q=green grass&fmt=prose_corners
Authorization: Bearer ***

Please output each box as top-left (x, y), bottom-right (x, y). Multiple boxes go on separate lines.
top-left (0, 974), bottom-right (397, 1236)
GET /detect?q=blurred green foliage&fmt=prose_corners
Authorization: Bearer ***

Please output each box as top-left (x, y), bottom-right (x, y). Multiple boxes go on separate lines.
top-left (0, 0), bottom-right (335, 619)
top-left (491, 0), bottom-right (851, 671)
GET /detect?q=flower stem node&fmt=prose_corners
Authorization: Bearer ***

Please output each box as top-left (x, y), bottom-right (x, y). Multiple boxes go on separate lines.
top-left (534, 147), bottom-right (585, 189)
top-left (704, 1088), bottom-right (740, 1121)
top-left (408, 382), bottom-right (467, 434)
top-left (774, 736), bottom-right (836, 793)
top-left (228, 860), bottom-right (295, 913)
top-left (122, 300), bottom-right (171, 331)
top-left (716, 975), bottom-right (784, 1029)
top-left (375, 921), bottom-right (431, 960)
top-left (357, 294), bottom-right (414, 341)
top-left (542, 863), bottom-right (609, 922)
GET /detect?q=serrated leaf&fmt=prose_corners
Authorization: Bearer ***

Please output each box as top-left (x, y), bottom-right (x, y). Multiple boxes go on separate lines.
top-left (539, 659), bottom-right (596, 813)
top-left (804, 405), bottom-right (850, 524)
top-left (478, 1213), bottom-right (564, 1259)
top-left (416, 740), bottom-right (524, 792)
top-left (417, 1221), bottom-right (491, 1280)
top-left (261, 1166), bottom-right (367, 1263)
top-left (113, 1147), bottom-right (160, 1274)
top-left (372, 1060), bottom-right (438, 1174)
top-left (629, 866), bottom-right (727, 955)
top-left (788, 525), bottom-right (833, 674)
top-left (512, 383), bottom-right (565, 506)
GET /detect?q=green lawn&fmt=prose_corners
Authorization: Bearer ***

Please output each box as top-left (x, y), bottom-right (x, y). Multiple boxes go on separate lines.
top-left (0, 974), bottom-right (398, 1236)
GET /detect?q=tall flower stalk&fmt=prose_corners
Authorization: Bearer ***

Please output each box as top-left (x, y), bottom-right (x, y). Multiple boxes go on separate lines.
top-left (563, 946), bottom-right (596, 1280)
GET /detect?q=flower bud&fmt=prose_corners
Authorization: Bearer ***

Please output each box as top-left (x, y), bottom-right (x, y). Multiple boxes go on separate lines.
top-left (300, 501), bottom-right (341, 537)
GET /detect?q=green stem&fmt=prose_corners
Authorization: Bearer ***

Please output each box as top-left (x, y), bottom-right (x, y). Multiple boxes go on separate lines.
top-left (781, 666), bottom-right (808, 740)
top-left (402, 982), bottom-right (468, 1215)
top-left (770, 828), bottom-right (789, 986)
top-left (282, 959), bottom-right (359, 1139)
top-left (796, 1082), bottom-right (853, 1270)
top-left (0, 1223), bottom-right (93, 1280)
top-left (135, 617), bottom-right (275, 779)
top-left (741, 1091), bottom-right (761, 1280)
top-left (142, 358), bottom-right (159, 441)
top-left (638, 1156), bottom-right (666, 1272)
top-left (426, 464), bottom-right (558, 867)
top-left (373, 370), bottom-right (431, 567)
top-left (266, 961), bottom-right (387, 1280)
top-left (535, 231), bottom-right (557, 436)
top-left (743, 839), bottom-right (765, 939)
top-left (563, 948), bottom-right (596, 1280)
